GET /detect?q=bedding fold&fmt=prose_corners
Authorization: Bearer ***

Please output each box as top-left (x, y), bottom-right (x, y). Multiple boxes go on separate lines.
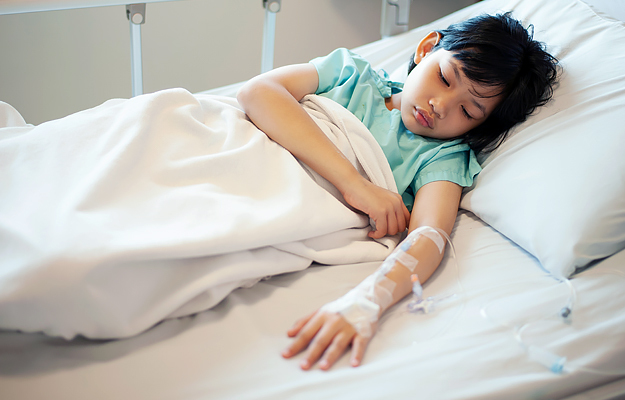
top-left (0, 89), bottom-right (399, 339)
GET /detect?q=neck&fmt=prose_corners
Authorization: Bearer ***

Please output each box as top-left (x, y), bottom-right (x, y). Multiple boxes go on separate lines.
top-left (385, 93), bottom-right (401, 111)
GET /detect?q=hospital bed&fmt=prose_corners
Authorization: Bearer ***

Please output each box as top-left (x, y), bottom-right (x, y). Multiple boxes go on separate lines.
top-left (0, 0), bottom-right (624, 399)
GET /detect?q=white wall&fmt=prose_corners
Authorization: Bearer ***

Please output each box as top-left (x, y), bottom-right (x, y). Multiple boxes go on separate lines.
top-left (0, 0), bottom-right (474, 124)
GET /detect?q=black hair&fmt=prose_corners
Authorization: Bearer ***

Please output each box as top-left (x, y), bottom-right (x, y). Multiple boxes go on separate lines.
top-left (407, 13), bottom-right (559, 153)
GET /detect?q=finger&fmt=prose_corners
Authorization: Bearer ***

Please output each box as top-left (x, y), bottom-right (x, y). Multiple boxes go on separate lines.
top-left (287, 310), bottom-right (317, 337)
top-left (282, 315), bottom-right (323, 359)
top-left (350, 335), bottom-right (371, 367)
top-left (396, 211), bottom-right (407, 233)
top-left (396, 201), bottom-right (409, 233)
top-left (369, 215), bottom-right (387, 239)
top-left (300, 321), bottom-right (340, 370)
top-left (386, 209), bottom-right (399, 236)
top-left (318, 330), bottom-right (354, 370)
top-left (402, 203), bottom-right (411, 227)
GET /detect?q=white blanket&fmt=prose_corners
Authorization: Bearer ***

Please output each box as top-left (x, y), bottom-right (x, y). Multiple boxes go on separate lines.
top-left (0, 89), bottom-right (399, 339)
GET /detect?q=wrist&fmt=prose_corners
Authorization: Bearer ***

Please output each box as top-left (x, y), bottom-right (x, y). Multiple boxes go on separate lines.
top-left (334, 170), bottom-right (369, 199)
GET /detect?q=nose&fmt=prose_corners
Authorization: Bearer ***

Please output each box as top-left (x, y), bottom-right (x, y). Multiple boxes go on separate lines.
top-left (429, 97), bottom-right (447, 119)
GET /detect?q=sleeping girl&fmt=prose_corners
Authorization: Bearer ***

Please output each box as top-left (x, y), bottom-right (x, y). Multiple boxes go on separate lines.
top-left (237, 12), bottom-right (558, 370)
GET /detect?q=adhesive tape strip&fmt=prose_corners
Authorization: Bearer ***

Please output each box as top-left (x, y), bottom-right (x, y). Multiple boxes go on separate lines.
top-left (395, 251), bottom-right (419, 272)
top-left (409, 227), bottom-right (445, 254)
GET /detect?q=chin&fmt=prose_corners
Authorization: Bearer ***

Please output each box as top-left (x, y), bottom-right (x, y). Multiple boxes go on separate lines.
top-left (401, 116), bottom-right (426, 136)
top-left (406, 122), bottom-right (433, 137)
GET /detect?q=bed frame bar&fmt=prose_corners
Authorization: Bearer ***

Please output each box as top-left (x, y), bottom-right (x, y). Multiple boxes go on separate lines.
top-left (381, 0), bottom-right (411, 38)
top-left (126, 3), bottom-right (145, 97)
top-left (0, 0), bottom-right (410, 96)
top-left (261, 0), bottom-right (281, 73)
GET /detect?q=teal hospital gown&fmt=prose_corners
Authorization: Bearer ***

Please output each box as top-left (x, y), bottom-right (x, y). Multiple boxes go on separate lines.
top-left (309, 48), bottom-right (482, 211)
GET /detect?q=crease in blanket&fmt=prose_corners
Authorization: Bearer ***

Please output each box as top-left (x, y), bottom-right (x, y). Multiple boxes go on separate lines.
top-left (0, 89), bottom-right (400, 339)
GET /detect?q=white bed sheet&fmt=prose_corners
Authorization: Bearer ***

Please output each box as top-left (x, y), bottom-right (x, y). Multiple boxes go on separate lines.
top-left (0, 90), bottom-right (399, 340)
top-left (0, 211), bottom-right (623, 400)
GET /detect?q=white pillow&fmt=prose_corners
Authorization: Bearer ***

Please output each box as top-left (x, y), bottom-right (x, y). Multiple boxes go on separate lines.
top-left (459, 0), bottom-right (625, 278)
top-left (0, 101), bottom-right (29, 129)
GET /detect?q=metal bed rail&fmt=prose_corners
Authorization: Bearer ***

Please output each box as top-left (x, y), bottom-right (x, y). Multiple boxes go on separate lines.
top-left (0, 0), bottom-right (411, 96)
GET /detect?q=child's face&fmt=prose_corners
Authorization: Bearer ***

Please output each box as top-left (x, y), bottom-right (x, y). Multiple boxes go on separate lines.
top-left (399, 33), bottom-right (502, 140)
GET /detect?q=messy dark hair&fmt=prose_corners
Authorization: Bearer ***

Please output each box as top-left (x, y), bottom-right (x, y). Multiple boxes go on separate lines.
top-left (407, 13), bottom-right (559, 153)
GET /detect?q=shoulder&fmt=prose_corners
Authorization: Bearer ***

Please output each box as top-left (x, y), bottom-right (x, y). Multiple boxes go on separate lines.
top-left (414, 138), bottom-right (480, 172)
top-left (310, 48), bottom-right (376, 86)
top-left (412, 139), bottom-right (481, 191)
top-left (309, 48), bottom-right (371, 71)
top-left (310, 48), bottom-right (394, 98)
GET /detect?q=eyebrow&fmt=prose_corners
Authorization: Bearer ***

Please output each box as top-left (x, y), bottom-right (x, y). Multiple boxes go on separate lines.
top-left (449, 61), bottom-right (487, 118)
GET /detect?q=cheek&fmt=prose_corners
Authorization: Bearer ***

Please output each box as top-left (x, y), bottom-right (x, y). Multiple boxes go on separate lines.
top-left (440, 115), bottom-right (479, 138)
top-left (443, 114), bottom-right (466, 130)
top-left (403, 72), bottom-right (428, 98)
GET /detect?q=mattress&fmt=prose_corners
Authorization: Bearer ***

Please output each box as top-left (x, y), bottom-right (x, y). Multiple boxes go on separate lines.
top-left (0, 211), bottom-right (623, 399)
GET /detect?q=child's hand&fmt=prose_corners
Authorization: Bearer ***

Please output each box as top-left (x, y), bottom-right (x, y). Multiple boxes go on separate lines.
top-left (341, 178), bottom-right (410, 239)
top-left (281, 309), bottom-right (375, 370)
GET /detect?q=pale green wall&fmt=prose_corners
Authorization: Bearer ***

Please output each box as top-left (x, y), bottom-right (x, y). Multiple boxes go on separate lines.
top-left (0, 0), bottom-right (474, 124)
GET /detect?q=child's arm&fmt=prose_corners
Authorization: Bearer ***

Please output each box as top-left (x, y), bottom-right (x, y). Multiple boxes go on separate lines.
top-left (282, 180), bottom-right (462, 370)
top-left (237, 64), bottom-right (410, 238)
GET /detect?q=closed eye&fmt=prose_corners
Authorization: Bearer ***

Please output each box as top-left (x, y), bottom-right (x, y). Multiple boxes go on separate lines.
top-left (462, 106), bottom-right (474, 120)
top-left (439, 69), bottom-right (449, 87)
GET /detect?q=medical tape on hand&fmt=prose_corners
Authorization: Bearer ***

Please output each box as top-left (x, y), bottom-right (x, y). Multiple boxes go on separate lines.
top-left (320, 276), bottom-right (376, 338)
top-left (321, 272), bottom-right (396, 338)
top-left (320, 227), bottom-right (447, 338)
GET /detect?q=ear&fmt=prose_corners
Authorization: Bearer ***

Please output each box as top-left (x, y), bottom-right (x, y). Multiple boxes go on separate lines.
top-left (413, 31), bottom-right (442, 64)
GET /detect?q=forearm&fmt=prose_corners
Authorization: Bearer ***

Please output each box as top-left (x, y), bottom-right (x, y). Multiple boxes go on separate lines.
top-left (321, 181), bottom-right (461, 336)
top-left (238, 66), bottom-right (410, 238)
top-left (376, 229), bottom-right (446, 315)
top-left (237, 67), bottom-right (365, 197)
top-left (375, 183), bottom-right (459, 313)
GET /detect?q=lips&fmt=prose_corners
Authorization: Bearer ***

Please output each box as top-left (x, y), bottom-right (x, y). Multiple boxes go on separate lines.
top-left (414, 108), bottom-right (433, 129)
